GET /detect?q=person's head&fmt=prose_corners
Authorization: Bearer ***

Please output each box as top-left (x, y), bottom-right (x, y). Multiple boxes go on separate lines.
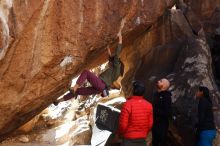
top-left (156, 78), bottom-right (170, 91)
top-left (108, 56), bottom-right (115, 67)
top-left (196, 86), bottom-right (210, 99)
top-left (109, 56), bottom-right (115, 63)
top-left (132, 80), bottom-right (145, 96)
top-left (108, 56), bottom-right (124, 76)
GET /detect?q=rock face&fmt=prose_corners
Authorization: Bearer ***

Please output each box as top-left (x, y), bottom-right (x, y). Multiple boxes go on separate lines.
top-left (0, 0), bottom-right (219, 145)
top-left (181, 0), bottom-right (220, 35)
top-left (0, 0), bottom-right (176, 141)
top-left (120, 0), bottom-right (220, 145)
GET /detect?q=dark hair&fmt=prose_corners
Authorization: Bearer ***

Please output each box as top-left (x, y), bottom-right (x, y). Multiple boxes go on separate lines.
top-left (108, 56), bottom-right (114, 63)
top-left (133, 80), bottom-right (145, 96)
top-left (198, 86), bottom-right (212, 103)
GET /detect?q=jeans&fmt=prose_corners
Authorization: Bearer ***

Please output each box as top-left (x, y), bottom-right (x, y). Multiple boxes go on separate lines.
top-left (76, 70), bottom-right (106, 95)
top-left (198, 129), bottom-right (217, 146)
top-left (63, 70), bottom-right (106, 101)
top-left (152, 120), bottom-right (169, 146)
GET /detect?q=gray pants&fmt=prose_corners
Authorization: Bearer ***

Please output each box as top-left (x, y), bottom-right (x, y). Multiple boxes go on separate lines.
top-left (121, 138), bottom-right (147, 146)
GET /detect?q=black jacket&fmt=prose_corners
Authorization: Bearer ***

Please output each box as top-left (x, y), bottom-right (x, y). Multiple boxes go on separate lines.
top-left (197, 97), bottom-right (215, 131)
top-left (153, 91), bottom-right (172, 122)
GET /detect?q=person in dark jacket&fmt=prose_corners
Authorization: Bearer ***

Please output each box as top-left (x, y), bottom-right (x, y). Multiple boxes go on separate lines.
top-left (119, 81), bottom-right (153, 146)
top-left (152, 78), bottom-right (172, 146)
top-left (54, 33), bottom-right (124, 105)
top-left (195, 86), bottom-right (216, 146)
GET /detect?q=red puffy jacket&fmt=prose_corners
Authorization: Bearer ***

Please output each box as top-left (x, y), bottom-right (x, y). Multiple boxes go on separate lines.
top-left (119, 96), bottom-right (153, 139)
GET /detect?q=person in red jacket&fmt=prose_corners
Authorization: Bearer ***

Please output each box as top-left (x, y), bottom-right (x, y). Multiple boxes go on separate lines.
top-left (119, 81), bottom-right (153, 146)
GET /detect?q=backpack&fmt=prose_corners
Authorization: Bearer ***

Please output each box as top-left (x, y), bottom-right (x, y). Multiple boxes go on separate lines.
top-left (95, 104), bottom-right (120, 132)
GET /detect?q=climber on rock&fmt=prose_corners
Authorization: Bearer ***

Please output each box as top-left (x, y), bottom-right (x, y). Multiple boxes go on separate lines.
top-left (54, 32), bottom-right (124, 105)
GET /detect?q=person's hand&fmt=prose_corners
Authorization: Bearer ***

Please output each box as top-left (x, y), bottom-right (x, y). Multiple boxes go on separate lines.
top-left (119, 18), bottom-right (126, 32)
top-left (117, 31), bottom-right (122, 38)
top-left (117, 31), bottom-right (122, 44)
top-left (117, 18), bottom-right (126, 44)
top-left (121, 18), bottom-right (126, 28)
top-left (106, 46), bottom-right (112, 56)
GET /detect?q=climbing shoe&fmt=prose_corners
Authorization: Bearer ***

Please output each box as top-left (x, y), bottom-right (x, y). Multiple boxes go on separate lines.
top-left (53, 100), bottom-right (59, 106)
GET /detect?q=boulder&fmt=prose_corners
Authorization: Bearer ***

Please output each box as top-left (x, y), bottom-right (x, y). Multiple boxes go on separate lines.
top-left (0, 0), bottom-right (175, 141)
top-left (120, 8), bottom-right (220, 146)
top-left (0, 0), bottom-right (219, 145)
